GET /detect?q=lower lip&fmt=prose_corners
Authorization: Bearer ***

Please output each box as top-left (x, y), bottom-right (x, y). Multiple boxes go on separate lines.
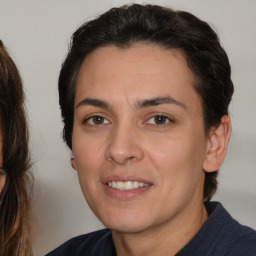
top-left (104, 184), bottom-right (152, 200)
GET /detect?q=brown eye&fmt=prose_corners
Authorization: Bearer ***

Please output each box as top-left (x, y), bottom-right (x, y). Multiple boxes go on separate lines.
top-left (85, 115), bottom-right (110, 125)
top-left (146, 115), bottom-right (173, 126)
top-left (92, 116), bottom-right (105, 124)
top-left (154, 115), bottom-right (168, 124)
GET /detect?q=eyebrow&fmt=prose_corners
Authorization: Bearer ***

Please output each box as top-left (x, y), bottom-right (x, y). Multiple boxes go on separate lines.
top-left (76, 98), bottom-right (111, 109)
top-left (136, 96), bottom-right (186, 109)
top-left (76, 96), bottom-right (186, 110)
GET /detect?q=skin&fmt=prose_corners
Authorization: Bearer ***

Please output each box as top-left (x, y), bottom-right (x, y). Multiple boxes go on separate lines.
top-left (0, 133), bottom-right (5, 192)
top-left (0, 174), bottom-right (5, 192)
top-left (71, 44), bottom-right (231, 256)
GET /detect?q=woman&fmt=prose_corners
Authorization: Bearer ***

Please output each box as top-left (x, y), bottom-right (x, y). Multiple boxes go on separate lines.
top-left (47, 4), bottom-right (256, 256)
top-left (0, 41), bottom-right (33, 256)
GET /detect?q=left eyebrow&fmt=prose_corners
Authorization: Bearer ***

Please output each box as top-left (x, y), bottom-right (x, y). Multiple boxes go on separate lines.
top-left (136, 96), bottom-right (186, 109)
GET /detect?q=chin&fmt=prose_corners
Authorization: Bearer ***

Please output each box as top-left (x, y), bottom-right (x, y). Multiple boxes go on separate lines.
top-left (107, 222), bottom-right (150, 234)
top-left (98, 210), bottom-right (154, 234)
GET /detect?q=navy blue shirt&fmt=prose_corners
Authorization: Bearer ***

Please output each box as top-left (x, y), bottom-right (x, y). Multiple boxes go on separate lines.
top-left (45, 202), bottom-right (256, 255)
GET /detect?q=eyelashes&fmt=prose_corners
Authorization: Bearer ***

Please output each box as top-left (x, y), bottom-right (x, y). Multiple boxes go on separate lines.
top-left (146, 115), bottom-right (174, 126)
top-left (83, 115), bottom-right (110, 125)
top-left (82, 114), bottom-right (174, 128)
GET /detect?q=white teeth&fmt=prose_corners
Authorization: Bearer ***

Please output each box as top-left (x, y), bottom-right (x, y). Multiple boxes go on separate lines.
top-left (112, 181), bottom-right (117, 188)
top-left (107, 181), bottom-right (149, 190)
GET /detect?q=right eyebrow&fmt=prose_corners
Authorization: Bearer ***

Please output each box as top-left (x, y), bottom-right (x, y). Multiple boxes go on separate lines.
top-left (76, 98), bottom-right (111, 109)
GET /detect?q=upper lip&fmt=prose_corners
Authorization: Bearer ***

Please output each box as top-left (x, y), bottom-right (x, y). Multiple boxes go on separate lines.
top-left (102, 175), bottom-right (152, 185)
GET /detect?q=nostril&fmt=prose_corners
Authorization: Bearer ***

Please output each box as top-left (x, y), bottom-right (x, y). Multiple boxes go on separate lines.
top-left (105, 135), bottom-right (144, 164)
top-left (124, 156), bottom-right (137, 164)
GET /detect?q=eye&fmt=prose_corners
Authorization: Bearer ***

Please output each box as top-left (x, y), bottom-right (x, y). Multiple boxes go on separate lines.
top-left (146, 115), bottom-right (173, 126)
top-left (84, 115), bottom-right (110, 125)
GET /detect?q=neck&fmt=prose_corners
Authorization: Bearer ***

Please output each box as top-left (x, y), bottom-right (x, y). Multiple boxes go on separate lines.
top-left (112, 202), bottom-right (208, 256)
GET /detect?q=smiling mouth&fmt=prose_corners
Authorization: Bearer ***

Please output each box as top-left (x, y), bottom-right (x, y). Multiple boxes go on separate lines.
top-left (107, 181), bottom-right (150, 190)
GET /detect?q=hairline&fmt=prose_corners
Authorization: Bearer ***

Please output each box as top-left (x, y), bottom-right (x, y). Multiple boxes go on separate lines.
top-left (68, 41), bottom-right (211, 137)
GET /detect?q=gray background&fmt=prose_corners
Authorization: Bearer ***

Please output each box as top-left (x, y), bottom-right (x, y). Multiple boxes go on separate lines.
top-left (0, 0), bottom-right (255, 255)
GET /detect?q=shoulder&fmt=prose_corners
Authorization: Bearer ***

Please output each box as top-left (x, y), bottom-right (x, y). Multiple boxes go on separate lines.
top-left (178, 202), bottom-right (256, 256)
top-left (206, 201), bottom-right (256, 256)
top-left (45, 229), bottom-right (114, 256)
top-left (226, 223), bottom-right (256, 256)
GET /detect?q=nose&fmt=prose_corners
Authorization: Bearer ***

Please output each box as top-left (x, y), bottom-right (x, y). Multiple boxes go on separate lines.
top-left (105, 123), bottom-right (144, 165)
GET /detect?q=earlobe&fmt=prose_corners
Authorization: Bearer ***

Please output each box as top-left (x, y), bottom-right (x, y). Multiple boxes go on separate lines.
top-left (70, 154), bottom-right (77, 170)
top-left (203, 115), bottom-right (231, 173)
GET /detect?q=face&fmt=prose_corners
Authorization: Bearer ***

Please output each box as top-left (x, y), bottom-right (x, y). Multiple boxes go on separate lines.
top-left (72, 44), bottom-right (211, 233)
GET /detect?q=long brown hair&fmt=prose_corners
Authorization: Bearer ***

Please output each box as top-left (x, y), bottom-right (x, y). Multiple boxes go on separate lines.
top-left (0, 41), bottom-right (33, 256)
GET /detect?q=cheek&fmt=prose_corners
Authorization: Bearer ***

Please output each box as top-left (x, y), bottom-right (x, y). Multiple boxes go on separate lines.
top-left (146, 133), bottom-right (191, 167)
top-left (149, 134), bottom-right (206, 206)
top-left (73, 134), bottom-right (105, 169)
top-left (72, 134), bottom-right (106, 208)
top-left (72, 133), bottom-right (107, 200)
top-left (147, 131), bottom-right (207, 181)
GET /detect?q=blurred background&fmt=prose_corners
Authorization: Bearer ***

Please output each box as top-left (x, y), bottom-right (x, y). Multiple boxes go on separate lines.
top-left (0, 0), bottom-right (255, 255)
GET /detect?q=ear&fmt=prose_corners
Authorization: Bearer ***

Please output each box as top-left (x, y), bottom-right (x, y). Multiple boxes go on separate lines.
top-left (70, 153), bottom-right (77, 171)
top-left (203, 115), bottom-right (231, 173)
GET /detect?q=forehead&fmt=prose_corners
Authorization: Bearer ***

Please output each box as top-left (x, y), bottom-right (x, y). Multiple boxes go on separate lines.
top-left (75, 43), bottom-right (201, 111)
